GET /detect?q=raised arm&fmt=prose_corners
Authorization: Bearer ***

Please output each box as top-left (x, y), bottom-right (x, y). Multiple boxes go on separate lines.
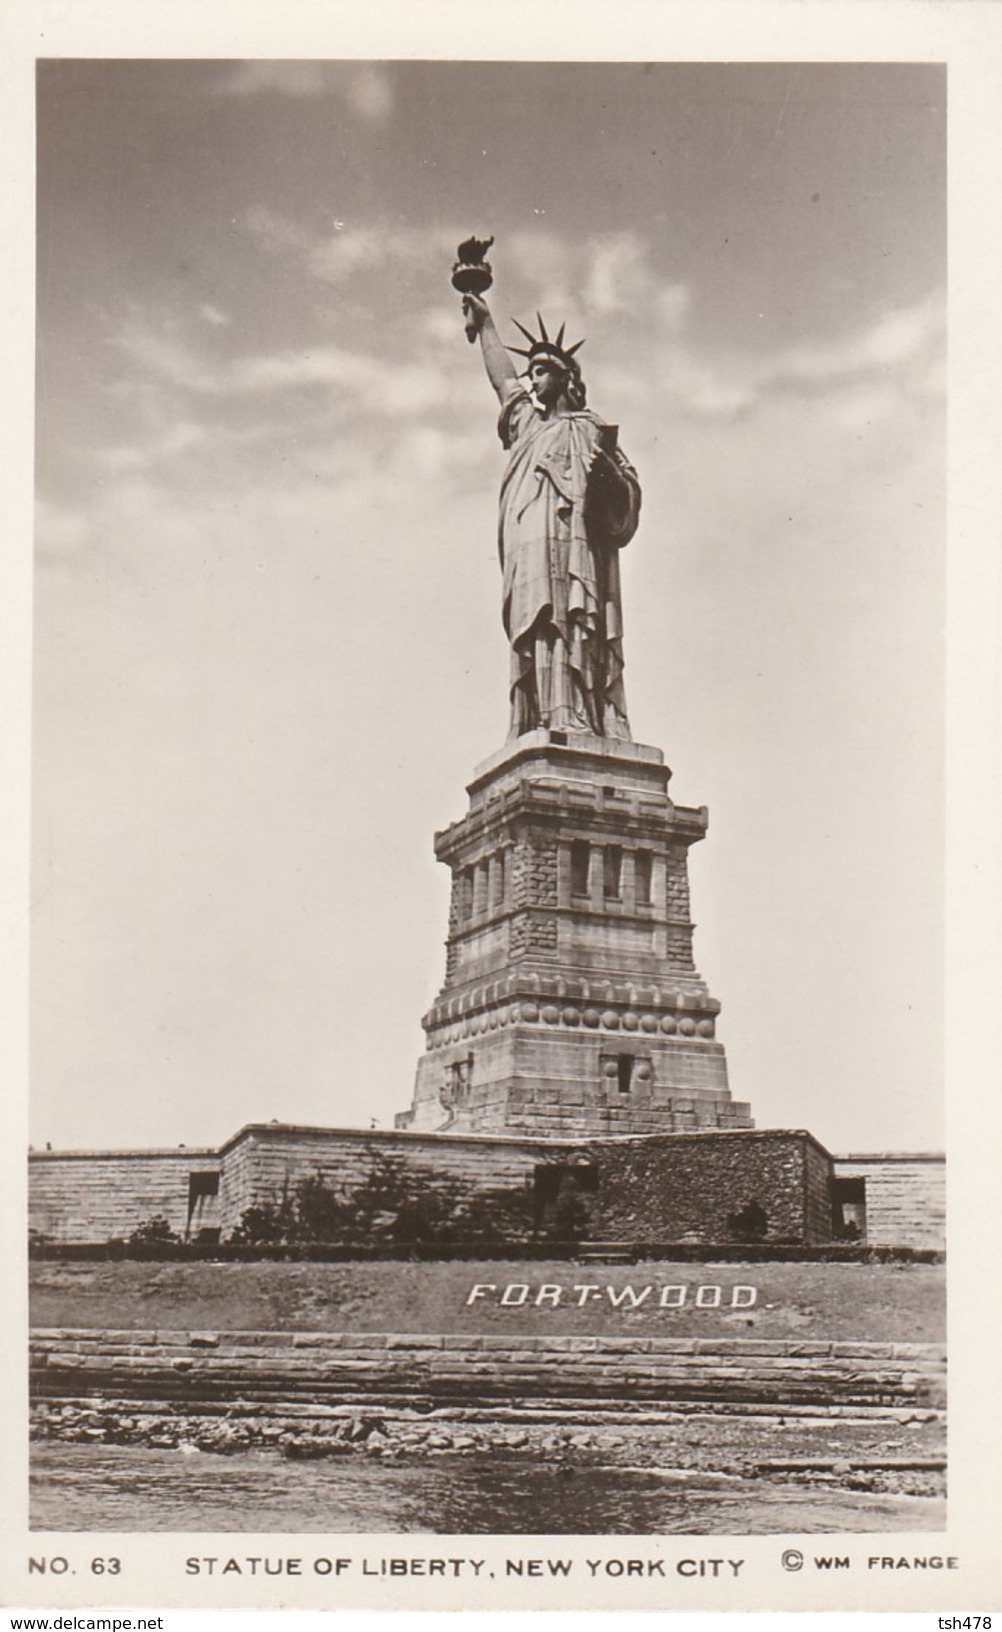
top-left (462, 293), bottom-right (520, 404)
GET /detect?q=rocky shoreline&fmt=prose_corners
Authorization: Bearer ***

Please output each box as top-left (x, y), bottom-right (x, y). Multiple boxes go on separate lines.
top-left (31, 1399), bottom-right (945, 1499)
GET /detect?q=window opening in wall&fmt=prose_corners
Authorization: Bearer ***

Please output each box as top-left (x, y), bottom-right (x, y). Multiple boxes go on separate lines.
top-left (570, 840), bottom-right (590, 896)
top-left (495, 848), bottom-right (506, 907)
top-left (533, 1164), bottom-right (562, 1216)
top-left (188, 1171), bottom-right (219, 1210)
top-left (187, 1170), bottom-right (220, 1242)
top-left (617, 1054), bottom-right (634, 1093)
top-left (727, 1199), bottom-right (769, 1242)
top-left (460, 866), bottom-right (474, 921)
top-left (832, 1176), bottom-right (867, 1241)
top-left (532, 1163), bottom-right (599, 1230)
top-left (440, 1054), bottom-right (474, 1125)
top-left (635, 849), bottom-right (653, 905)
top-left (448, 1054), bottom-right (473, 1103)
top-left (569, 1162), bottom-right (599, 1194)
top-left (604, 845), bottom-right (622, 900)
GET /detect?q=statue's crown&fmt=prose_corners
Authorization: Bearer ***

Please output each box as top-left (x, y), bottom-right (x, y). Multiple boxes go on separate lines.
top-left (507, 313), bottom-right (585, 374)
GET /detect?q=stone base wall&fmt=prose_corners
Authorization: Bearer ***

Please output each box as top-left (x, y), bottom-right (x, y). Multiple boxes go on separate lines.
top-left (834, 1155), bottom-right (946, 1250)
top-left (588, 1131), bottom-right (833, 1244)
top-left (804, 1138), bottom-right (836, 1239)
top-left (32, 1124), bottom-right (821, 1245)
top-left (27, 1150), bottom-right (220, 1245)
top-left (29, 1327), bottom-right (947, 1418)
top-left (406, 1018), bottom-right (749, 1138)
top-left (173, 1125), bottom-right (835, 1244)
top-left (212, 1124), bottom-right (571, 1236)
top-left (28, 1123), bottom-right (944, 1251)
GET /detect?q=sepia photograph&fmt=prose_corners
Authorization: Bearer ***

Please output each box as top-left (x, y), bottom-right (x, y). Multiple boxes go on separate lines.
top-left (6, 8), bottom-right (999, 1615)
top-left (25, 53), bottom-right (950, 1537)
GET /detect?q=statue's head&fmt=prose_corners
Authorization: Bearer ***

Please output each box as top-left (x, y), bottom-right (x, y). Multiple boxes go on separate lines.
top-left (528, 354), bottom-right (587, 411)
top-left (509, 315), bottom-right (587, 409)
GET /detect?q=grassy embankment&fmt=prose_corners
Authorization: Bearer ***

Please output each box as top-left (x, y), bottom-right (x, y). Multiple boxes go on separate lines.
top-left (31, 1257), bottom-right (945, 1342)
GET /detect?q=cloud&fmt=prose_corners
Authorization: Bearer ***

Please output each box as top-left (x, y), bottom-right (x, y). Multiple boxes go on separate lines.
top-left (243, 205), bottom-right (317, 259)
top-left (420, 305), bottom-right (468, 344)
top-left (36, 499), bottom-right (93, 563)
top-left (500, 233), bottom-right (942, 430)
top-left (99, 239), bottom-right (943, 544)
top-left (112, 321), bottom-right (214, 394)
top-left (56, 306), bottom-right (486, 566)
top-left (213, 61), bottom-right (394, 121)
top-left (307, 223), bottom-right (452, 285)
top-left (772, 295), bottom-right (944, 387)
top-left (825, 384), bottom-right (901, 435)
top-left (503, 231), bottom-right (690, 341)
top-left (106, 287), bottom-right (480, 433)
top-left (242, 212), bottom-right (454, 287)
top-left (347, 67), bottom-right (394, 123)
top-left (583, 231), bottom-right (690, 332)
top-left (652, 294), bottom-right (945, 424)
top-left (97, 422), bottom-right (208, 475)
top-left (214, 62), bottom-right (332, 99)
top-left (229, 344), bottom-right (453, 415)
top-left (505, 232), bottom-right (573, 300)
top-left (658, 355), bottom-right (756, 419)
top-left (307, 227), bottom-right (384, 284)
top-left (584, 233), bottom-right (640, 314)
top-left (199, 304), bottom-right (231, 328)
top-left (656, 284), bottom-right (691, 332)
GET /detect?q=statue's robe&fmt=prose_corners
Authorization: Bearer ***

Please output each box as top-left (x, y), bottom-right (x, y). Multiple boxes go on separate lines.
top-left (498, 386), bottom-right (641, 739)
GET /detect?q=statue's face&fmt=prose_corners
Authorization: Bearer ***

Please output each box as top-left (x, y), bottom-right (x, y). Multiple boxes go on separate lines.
top-left (529, 358), bottom-right (564, 407)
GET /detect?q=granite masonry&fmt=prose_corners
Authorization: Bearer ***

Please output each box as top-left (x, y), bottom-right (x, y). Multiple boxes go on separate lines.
top-left (399, 732), bottom-right (750, 1138)
top-left (28, 1121), bottom-right (944, 1250)
top-left (30, 1326), bottom-right (947, 1418)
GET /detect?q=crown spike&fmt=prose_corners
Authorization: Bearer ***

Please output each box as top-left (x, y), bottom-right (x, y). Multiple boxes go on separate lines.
top-left (508, 314), bottom-right (586, 372)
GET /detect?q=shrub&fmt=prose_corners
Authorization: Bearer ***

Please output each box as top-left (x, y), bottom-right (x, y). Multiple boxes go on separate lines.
top-left (229, 1199), bottom-right (296, 1246)
top-left (127, 1215), bottom-right (182, 1247)
top-left (293, 1173), bottom-right (353, 1243)
top-left (454, 1184), bottom-right (536, 1246)
top-left (225, 1160), bottom-right (545, 1251)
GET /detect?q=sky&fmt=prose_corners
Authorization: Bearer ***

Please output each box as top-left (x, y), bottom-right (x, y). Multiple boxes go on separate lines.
top-left (31, 60), bottom-right (946, 1155)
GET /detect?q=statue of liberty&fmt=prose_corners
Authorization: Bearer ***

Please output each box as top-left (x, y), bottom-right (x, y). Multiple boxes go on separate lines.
top-left (455, 241), bottom-right (641, 741)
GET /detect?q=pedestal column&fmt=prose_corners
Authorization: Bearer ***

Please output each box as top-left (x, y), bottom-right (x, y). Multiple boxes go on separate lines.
top-left (397, 730), bottom-right (753, 1138)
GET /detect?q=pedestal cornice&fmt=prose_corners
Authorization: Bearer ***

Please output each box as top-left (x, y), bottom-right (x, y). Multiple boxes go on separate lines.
top-left (468, 729), bottom-right (671, 799)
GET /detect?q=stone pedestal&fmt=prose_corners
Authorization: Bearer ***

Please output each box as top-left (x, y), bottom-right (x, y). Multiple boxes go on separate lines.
top-left (397, 730), bottom-right (753, 1137)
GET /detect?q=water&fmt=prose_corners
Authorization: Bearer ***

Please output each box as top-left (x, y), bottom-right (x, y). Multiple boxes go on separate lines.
top-left (31, 1446), bottom-right (945, 1534)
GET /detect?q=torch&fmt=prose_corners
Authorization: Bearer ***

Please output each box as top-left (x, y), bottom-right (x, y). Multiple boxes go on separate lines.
top-left (451, 235), bottom-right (494, 341)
